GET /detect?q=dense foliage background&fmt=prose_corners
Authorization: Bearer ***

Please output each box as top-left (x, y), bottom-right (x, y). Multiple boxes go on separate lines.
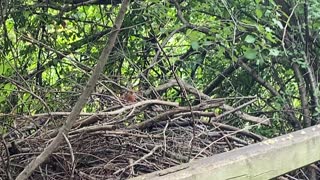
top-left (2, 0), bottom-right (320, 135)
top-left (1, 0), bottom-right (320, 179)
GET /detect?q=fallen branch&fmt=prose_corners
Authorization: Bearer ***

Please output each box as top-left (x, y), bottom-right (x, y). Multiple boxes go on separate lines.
top-left (222, 104), bottom-right (270, 125)
top-left (32, 99), bottom-right (179, 117)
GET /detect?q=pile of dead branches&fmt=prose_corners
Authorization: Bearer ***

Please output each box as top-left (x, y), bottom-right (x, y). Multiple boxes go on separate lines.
top-left (0, 79), bottom-right (269, 179)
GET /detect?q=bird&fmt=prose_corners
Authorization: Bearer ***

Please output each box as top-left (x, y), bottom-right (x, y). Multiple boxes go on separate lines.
top-left (122, 91), bottom-right (137, 103)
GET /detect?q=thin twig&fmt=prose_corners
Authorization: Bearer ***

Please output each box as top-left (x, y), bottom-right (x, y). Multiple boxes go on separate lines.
top-left (210, 98), bottom-right (257, 122)
top-left (63, 133), bottom-right (75, 178)
top-left (281, 3), bottom-right (300, 56)
top-left (113, 145), bottom-right (162, 175)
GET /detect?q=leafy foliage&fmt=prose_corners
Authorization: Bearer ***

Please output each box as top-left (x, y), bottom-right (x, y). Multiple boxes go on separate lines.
top-left (0, 0), bottom-right (319, 137)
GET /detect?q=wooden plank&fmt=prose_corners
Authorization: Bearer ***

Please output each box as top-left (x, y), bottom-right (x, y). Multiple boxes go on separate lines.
top-left (131, 125), bottom-right (320, 180)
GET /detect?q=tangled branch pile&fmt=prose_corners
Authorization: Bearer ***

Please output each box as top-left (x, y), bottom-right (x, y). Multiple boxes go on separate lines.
top-left (1, 79), bottom-right (269, 179)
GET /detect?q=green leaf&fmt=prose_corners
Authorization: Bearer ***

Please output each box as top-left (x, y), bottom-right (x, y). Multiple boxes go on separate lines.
top-left (0, 64), bottom-right (8, 75)
top-left (245, 35), bottom-right (256, 43)
top-left (266, 32), bottom-right (277, 43)
top-left (265, 26), bottom-right (272, 32)
top-left (4, 83), bottom-right (15, 93)
top-left (255, 9), bottom-right (263, 18)
top-left (269, 48), bottom-right (280, 56)
top-left (6, 18), bottom-right (16, 43)
top-left (187, 29), bottom-right (204, 42)
top-left (244, 49), bottom-right (258, 60)
top-left (272, 18), bottom-right (283, 29)
top-left (256, 58), bottom-right (264, 66)
top-left (0, 95), bottom-right (6, 103)
top-left (191, 41), bottom-right (200, 50)
top-left (203, 41), bottom-right (213, 46)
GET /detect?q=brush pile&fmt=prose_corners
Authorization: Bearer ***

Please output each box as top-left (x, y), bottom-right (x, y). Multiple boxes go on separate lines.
top-left (1, 79), bottom-right (269, 179)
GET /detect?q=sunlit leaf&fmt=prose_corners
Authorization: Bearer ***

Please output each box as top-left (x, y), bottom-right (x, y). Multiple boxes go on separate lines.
top-left (272, 18), bottom-right (283, 29)
top-left (245, 35), bottom-right (256, 43)
top-left (255, 9), bottom-right (263, 18)
top-left (191, 41), bottom-right (200, 50)
top-left (244, 48), bottom-right (258, 60)
top-left (269, 48), bottom-right (280, 56)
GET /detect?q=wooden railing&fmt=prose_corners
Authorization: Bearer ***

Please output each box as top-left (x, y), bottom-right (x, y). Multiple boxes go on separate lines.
top-left (132, 125), bottom-right (320, 180)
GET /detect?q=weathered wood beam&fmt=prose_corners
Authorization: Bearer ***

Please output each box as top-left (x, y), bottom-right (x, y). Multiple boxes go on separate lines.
top-left (132, 125), bottom-right (320, 180)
